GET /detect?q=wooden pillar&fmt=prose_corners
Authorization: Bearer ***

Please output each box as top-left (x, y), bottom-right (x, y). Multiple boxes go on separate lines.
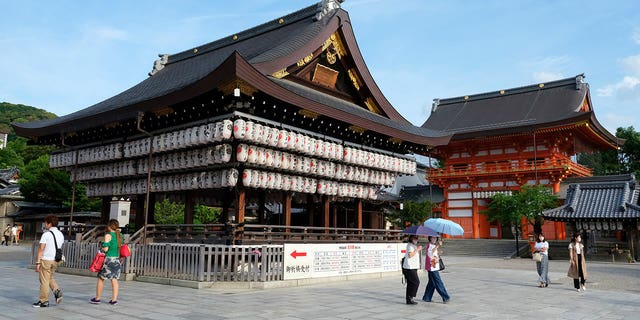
top-left (135, 194), bottom-right (146, 231)
top-left (472, 198), bottom-right (480, 239)
top-left (323, 196), bottom-right (330, 232)
top-left (332, 206), bottom-right (338, 228)
top-left (356, 199), bottom-right (363, 229)
top-left (284, 192), bottom-right (292, 227)
top-left (184, 191), bottom-right (194, 224)
top-left (236, 188), bottom-right (246, 224)
top-left (101, 197), bottom-right (111, 224)
top-left (552, 181), bottom-right (560, 193)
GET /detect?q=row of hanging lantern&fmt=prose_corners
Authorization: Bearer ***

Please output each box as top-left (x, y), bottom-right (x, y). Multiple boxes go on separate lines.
top-left (144, 144), bottom-right (232, 173)
top-left (237, 144), bottom-right (396, 186)
top-left (241, 169), bottom-right (378, 199)
top-left (472, 190), bottom-right (514, 199)
top-left (72, 160), bottom-right (137, 181)
top-left (51, 117), bottom-right (415, 173)
top-left (576, 220), bottom-right (623, 231)
top-left (85, 169), bottom-right (239, 197)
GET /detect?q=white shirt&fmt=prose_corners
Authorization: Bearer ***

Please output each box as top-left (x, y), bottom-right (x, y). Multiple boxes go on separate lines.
top-left (11, 226), bottom-right (17, 236)
top-left (426, 243), bottom-right (441, 272)
top-left (569, 242), bottom-right (582, 254)
top-left (39, 227), bottom-right (64, 261)
top-left (403, 242), bottom-right (421, 269)
top-left (534, 241), bottom-right (549, 255)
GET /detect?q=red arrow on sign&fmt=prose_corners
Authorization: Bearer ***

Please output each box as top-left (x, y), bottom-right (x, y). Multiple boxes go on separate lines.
top-left (290, 250), bottom-right (307, 259)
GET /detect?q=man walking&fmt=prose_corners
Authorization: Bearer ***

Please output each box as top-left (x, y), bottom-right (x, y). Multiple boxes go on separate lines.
top-left (33, 215), bottom-right (64, 308)
top-left (11, 224), bottom-right (18, 245)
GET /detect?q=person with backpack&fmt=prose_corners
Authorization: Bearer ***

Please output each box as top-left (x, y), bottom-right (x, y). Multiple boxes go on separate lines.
top-left (33, 215), bottom-right (64, 308)
top-left (2, 224), bottom-right (10, 246)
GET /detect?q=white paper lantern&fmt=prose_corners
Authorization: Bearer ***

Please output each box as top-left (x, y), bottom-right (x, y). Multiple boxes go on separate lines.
top-left (222, 120), bottom-right (233, 140)
top-left (237, 144), bottom-right (249, 162)
top-left (233, 119), bottom-right (246, 139)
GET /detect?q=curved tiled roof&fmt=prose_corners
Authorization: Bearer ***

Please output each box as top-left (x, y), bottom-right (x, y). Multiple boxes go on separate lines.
top-left (421, 75), bottom-right (619, 147)
top-left (543, 175), bottom-right (640, 221)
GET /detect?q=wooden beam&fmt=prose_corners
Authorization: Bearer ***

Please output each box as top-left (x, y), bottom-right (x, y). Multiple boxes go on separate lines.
top-left (285, 192), bottom-right (292, 227)
top-left (356, 199), bottom-right (363, 229)
top-left (236, 188), bottom-right (246, 224)
top-left (324, 196), bottom-right (330, 233)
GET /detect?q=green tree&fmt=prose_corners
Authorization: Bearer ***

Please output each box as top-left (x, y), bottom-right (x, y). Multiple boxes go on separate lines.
top-left (18, 155), bottom-right (71, 205)
top-left (64, 183), bottom-right (102, 212)
top-left (483, 185), bottom-right (557, 232)
top-left (154, 199), bottom-right (185, 224)
top-left (386, 199), bottom-right (434, 228)
top-left (0, 147), bottom-right (24, 168)
top-left (577, 126), bottom-right (640, 177)
top-left (194, 205), bottom-right (222, 224)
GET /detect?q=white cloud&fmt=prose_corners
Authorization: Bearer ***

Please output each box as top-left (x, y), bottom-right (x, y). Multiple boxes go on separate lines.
top-left (532, 71), bottom-right (565, 83)
top-left (633, 27), bottom-right (640, 45)
top-left (597, 76), bottom-right (640, 97)
top-left (622, 54), bottom-right (640, 75)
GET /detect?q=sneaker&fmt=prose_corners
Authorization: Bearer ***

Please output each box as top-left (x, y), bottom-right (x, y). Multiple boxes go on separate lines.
top-left (581, 285), bottom-right (586, 291)
top-left (54, 288), bottom-right (63, 304)
top-left (108, 300), bottom-right (118, 305)
top-left (33, 301), bottom-right (49, 308)
top-left (577, 288), bottom-right (581, 292)
top-left (90, 298), bottom-right (101, 304)
top-left (443, 299), bottom-right (450, 304)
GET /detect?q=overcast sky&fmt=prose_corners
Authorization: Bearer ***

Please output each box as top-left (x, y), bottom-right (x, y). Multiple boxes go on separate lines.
top-left (1, 0), bottom-right (639, 134)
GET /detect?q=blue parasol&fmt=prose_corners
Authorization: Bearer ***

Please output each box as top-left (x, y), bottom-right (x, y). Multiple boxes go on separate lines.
top-left (424, 218), bottom-right (464, 236)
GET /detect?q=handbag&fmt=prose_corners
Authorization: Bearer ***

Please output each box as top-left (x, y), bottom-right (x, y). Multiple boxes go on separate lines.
top-left (438, 257), bottom-right (445, 271)
top-left (532, 252), bottom-right (543, 262)
top-left (89, 251), bottom-right (106, 272)
top-left (119, 243), bottom-right (131, 258)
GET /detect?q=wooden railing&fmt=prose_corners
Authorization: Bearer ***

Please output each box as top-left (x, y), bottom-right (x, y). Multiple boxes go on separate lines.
top-left (131, 224), bottom-right (404, 245)
top-left (429, 158), bottom-right (592, 178)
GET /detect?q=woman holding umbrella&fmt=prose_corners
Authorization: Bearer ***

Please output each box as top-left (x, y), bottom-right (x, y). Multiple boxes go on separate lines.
top-left (422, 236), bottom-right (450, 303)
top-left (402, 235), bottom-right (422, 305)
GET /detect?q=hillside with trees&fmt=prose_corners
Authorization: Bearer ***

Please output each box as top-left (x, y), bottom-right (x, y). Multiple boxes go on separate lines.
top-left (0, 102), bottom-right (57, 140)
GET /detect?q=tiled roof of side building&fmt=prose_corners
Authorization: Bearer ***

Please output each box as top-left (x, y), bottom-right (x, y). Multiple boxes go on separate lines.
top-left (543, 176), bottom-right (640, 221)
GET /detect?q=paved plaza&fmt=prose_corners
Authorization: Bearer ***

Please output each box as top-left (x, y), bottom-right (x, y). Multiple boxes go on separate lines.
top-left (1, 243), bottom-right (638, 319)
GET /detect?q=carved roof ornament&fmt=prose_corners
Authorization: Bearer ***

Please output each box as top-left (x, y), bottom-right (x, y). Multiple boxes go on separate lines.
top-left (315, 0), bottom-right (344, 21)
top-left (149, 54), bottom-right (169, 76)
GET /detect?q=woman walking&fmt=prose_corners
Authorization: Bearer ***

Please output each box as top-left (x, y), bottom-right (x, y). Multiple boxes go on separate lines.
top-left (568, 233), bottom-right (588, 292)
top-left (90, 219), bottom-right (123, 305)
top-left (422, 236), bottom-right (450, 303)
top-left (402, 235), bottom-right (422, 305)
top-left (534, 233), bottom-right (550, 287)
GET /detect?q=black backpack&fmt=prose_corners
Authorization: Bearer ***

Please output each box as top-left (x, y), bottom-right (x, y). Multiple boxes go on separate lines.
top-left (49, 231), bottom-right (63, 262)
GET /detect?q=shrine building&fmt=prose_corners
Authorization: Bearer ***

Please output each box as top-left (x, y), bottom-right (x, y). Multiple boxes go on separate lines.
top-left (422, 75), bottom-right (622, 240)
top-left (12, 1), bottom-right (452, 233)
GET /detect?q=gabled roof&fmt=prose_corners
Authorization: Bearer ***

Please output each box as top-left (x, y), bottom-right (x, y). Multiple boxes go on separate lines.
top-left (421, 75), bottom-right (619, 148)
top-left (12, 1), bottom-right (450, 147)
top-left (542, 174), bottom-right (640, 221)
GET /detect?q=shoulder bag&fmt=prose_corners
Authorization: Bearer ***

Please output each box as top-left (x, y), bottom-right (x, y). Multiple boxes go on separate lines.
top-left (49, 230), bottom-right (65, 262)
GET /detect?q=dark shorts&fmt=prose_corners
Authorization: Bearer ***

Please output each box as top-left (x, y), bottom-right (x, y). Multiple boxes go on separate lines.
top-left (98, 257), bottom-right (121, 280)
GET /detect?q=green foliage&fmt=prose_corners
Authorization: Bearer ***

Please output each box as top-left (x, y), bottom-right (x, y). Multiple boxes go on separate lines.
top-left (482, 185), bottom-right (558, 232)
top-left (18, 155), bottom-right (71, 205)
top-left (194, 205), bottom-right (222, 224)
top-left (0, 147), bottom-right (24, 168)
top-left (154, 199), bottom-right (185, 224)
top-left (154, 199), bottom-right (222, 224)
top-left (0, 102), bottom-right (57, 141)
top-left (577, 126), bottom-right (640, 177)
top-left (64, 183), bottom-right (102, 212)
top-left (386, 199), bottom-right (434, 228)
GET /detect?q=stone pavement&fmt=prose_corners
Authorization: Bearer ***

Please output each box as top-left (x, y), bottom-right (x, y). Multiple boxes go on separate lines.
top-left (1, 243), bottom-right (639, 319)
